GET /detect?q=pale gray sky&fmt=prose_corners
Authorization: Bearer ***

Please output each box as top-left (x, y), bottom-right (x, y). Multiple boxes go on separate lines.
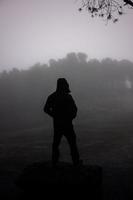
top-left (0, 0), bottom-right (133, 71)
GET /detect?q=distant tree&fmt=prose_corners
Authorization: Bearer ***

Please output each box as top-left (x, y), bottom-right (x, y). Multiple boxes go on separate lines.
top-left (30, 62), bottom-right (41, 70)
top-left (0, 70), bottom-right (8, 79)
top-left (49, 59), bottom-right (57, 67)
top-left (78, 0), bottom-right (133, 22)
top-left (77, 52), bottom-right (88, 63)
top-left (66, 52), bottom-right (78, 62)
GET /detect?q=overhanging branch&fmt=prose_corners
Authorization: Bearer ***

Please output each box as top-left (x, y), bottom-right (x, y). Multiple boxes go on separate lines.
top-left (124, 0), bottom-right (133, 6)
top-left (78, 0), bottom-right (133, 22)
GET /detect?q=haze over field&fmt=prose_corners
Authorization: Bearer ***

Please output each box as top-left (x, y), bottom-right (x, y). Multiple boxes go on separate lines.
top-left (1, 1), bottom-right (133, 199)
top-left (1, 53), bottom-right (133, 199)
top-left (1, 52), bottom-right (133, 132)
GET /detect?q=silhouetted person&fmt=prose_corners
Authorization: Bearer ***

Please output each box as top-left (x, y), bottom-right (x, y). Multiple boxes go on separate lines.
top-left (44, 78), bottom-right (81, 166)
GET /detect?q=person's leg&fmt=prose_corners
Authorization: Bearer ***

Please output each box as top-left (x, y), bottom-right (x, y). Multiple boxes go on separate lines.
top-left (65, 128), bottom-right (80, 165)
top-left (52, 130), bottom-right (62, 166)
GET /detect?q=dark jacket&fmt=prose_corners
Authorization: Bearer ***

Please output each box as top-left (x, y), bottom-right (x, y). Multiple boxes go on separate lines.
top-left (44, 91), bottom-right (77, 121)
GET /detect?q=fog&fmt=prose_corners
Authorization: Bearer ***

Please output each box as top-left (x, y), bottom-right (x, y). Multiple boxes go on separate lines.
top-left (1, 52), bottom-right (133, 199)
top-left (1, 52), bottom-right (133, 132)
top-left (1, 1), bottom-right (133, 198)
top-left (1, 0), bottom-right (133, 71)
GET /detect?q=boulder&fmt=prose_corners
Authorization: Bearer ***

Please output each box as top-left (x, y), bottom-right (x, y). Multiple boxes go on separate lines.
top-left (16, 161), bottom-right (102, 199)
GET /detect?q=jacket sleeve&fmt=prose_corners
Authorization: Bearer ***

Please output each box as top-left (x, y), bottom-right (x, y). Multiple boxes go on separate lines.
top-left (69, 95), bottom-right (78, 119)
top-left (43, 96), bottom-right (53, 117)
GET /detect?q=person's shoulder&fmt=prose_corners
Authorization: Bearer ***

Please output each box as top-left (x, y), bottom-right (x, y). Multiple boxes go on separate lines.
top-left (67, 93), bottom-right (73, 100)
top-left (49, 91), bottom-right (56, 97)
top-left (67, 93), bottom-right (72, 98)
top-left (47, 92), bottom-right (56, 100)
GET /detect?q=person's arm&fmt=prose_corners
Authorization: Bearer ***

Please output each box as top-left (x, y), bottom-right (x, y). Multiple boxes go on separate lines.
top-left (43, 96), bottom-right (53, 117)
top-left (69, 95), bottom-right (78, 119)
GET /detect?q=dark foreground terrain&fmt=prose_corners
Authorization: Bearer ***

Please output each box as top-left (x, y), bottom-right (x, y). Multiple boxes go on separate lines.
top-left (1, 54), bottom-right (133, 199)
top-left (1, 113), bottom-right (133, 200)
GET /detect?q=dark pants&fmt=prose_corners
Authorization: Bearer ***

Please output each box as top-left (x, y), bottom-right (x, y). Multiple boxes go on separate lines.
top-left (52, 120), bottom-right (80, 165)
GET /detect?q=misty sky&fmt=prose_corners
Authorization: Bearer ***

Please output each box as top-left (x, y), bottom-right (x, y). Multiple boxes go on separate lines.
top-left (0, 0), bottom-right (133, 71)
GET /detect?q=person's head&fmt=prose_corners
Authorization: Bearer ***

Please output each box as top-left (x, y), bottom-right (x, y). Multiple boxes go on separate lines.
top-left (56, 78), bottom-right (70, 93)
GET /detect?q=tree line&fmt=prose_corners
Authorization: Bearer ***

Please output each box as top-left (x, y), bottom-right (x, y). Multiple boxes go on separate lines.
top-left (0, 52), bottom-right (133, 132)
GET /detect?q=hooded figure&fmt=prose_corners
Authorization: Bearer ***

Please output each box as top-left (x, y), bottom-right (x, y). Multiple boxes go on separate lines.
top-left (56, 78), bottom-right (70, 93)
top-left (44, 78), bottom-right (80, 166)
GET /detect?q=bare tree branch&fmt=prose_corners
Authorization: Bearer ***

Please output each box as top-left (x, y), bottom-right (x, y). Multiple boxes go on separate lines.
top-left (124, 0), bottom-right (133, 6)
top-left (78, 0), bottom-right (133, 22)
